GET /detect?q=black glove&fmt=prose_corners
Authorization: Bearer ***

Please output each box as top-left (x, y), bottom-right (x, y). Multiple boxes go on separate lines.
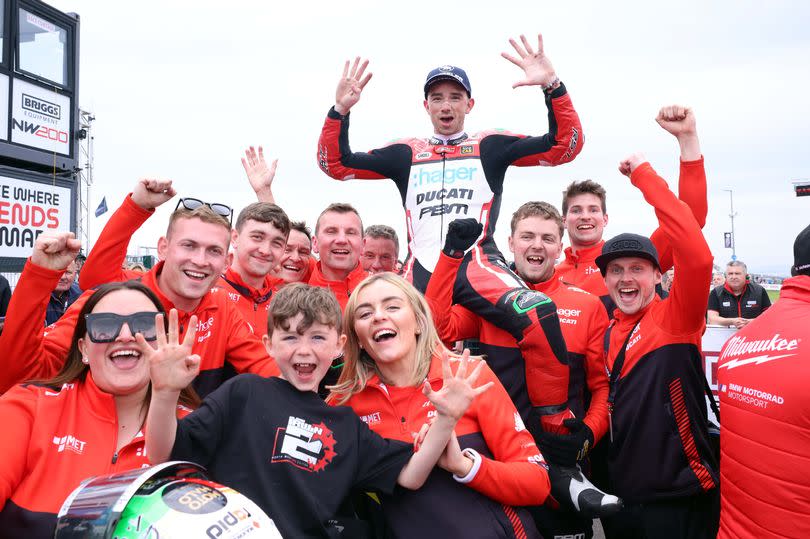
top-left (443, 218), bottom-right (483, 258)
top-left (536, 418), bottom-right (594, 467)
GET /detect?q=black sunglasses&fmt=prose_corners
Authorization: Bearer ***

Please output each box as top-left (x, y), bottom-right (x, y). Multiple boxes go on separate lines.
top-left (84, 312), bottom-right (163, 343)
top-left (175, 197), bottom-right (233, 226)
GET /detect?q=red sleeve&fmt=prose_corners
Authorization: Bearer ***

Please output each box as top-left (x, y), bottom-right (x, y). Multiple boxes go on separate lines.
top-left (630, 163), bottom-right (713, 335)
top-left (317, 108), bottom-right (412, 181)
top-left (223, 304), bottom-right (280, 377)
top-left (509, 86), bottom-right (584, 167)
top-left (424, 252), bottom-right (481, 343)
top-left (0, 260), bottom-right (82, 393)
top-left (463, 364), bottom-right (550, 506)
top-left (581, 301), bottom-right (610, 442)
top-left (0, 385), bottom-right (36, 509)
top-left (651, 157), bottom-right (707, 271)
top-left (79, 195), bottom-right (153, 290)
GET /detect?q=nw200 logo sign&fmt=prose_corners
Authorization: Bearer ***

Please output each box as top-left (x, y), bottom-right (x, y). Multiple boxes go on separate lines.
top-left (13, 120), bottom-right (69, 143)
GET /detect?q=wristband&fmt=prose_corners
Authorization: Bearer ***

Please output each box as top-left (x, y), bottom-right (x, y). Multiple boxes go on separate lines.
top-left (542, 76), bottom-right (561, 93)
top-left (453, 448), bottom-right (482, 483)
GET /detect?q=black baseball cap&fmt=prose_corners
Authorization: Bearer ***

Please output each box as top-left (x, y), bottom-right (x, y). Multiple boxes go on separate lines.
top-left (791, 223), bottom-right (810, 276)
top-left (595, 233), bottom-right (660, 276)
top-left (424, 65), bottom-right (471, 98)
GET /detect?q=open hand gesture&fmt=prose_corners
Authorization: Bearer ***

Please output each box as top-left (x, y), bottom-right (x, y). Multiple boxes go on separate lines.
top-left (241, 146), bottom-right (277, 203)
top-left (137, 309), bottom-right (200, 393)
top-left (656, 105), bottom-right (696, 138)
top-left (501, 33), bottom-right (557, 90)
top-left (131, 178), bottom-right (176, 211)
top-left (31, 231), bottom-right (81, 271)
top-left (422, 349), bottom-right (493, 421)
top-left (335, 57), bottom-right (372, 115)
top-left (618, 152), bottom-right (647, 177)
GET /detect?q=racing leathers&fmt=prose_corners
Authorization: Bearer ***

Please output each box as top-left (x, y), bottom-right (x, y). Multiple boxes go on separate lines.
top-left (317, 82), bottom-right (582, 290)
top-left (318, 82), bottom-right (582, 429)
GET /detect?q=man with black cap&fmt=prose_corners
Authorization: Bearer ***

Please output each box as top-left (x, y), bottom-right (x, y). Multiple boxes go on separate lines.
top-left (716, 223), bottom-right (810, 539)
top-left (596, 152), bottom-right (719, 538)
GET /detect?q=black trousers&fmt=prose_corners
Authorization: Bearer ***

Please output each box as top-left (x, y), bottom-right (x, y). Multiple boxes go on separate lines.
top-left (601, 488), bottom-right (719, 539)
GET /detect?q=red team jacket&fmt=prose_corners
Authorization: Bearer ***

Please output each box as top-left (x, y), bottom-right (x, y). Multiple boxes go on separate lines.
top-left (604, 163), bottom-right (717, 503)
top-left (427, 255), bottom-right (610, 441)
top-left (0, 374), bottom-right (190, 536)
top-left (345, 355), bottom-right (549, 538)
top-left (307, 261), bottom-right (368, 311)
top-left (556, 157), bottom-right (708, 296)
top-left (0, 258), bottom-right (278, 398)
top-left (218, 266), bottom-right (284, 336)
top-left (717, 275), bottom-right (810, 538)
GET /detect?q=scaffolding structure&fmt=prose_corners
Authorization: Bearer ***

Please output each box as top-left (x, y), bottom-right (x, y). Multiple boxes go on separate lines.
top-left (75, 109), bottom-right (95, 252)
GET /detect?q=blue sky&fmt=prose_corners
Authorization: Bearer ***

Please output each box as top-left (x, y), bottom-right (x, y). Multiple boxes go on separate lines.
top-left (49, 0), bottom-right (810, 275)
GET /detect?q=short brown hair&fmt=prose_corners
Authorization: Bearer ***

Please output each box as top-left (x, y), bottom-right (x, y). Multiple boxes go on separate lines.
top-left (290, 220), bottom-right (312, 241)
top-left (510, 201), bottom-right (563, 239)
top-left (561, 180), bottom-right (607, 215)
top-left (167, 205), bottom-right (231, 238)
top-left (235, 202), bottom-right (291, 235)
top-left (315, 203), bottom-right (363, 234)
top-left (267, 283), bottom-right (342, 337)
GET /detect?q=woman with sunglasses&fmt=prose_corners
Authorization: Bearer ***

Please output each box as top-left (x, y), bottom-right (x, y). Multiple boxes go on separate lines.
top-left (330, 272), bottom-right (551, 538)
top-left (0, 231), bottom-right (198, 537)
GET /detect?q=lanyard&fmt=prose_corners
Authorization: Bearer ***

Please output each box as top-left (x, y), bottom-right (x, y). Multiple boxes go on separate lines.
top-left (604, 321), bottom-right (640, 442)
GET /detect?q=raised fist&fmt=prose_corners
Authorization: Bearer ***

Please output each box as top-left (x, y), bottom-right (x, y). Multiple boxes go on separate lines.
top-left (31, 231), bottom-right (82, 271)
top-left (443, 218), bottom-right (483, 258)
top-left (131, 178), bottom-right (176, 210)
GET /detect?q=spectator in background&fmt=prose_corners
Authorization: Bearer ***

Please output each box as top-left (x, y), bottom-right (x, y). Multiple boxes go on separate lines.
top-left (362, 224), bottom-right (399, 274)
top-left (711, 271), bottom-right (725, 289)
top-left (707, 260), bottom-right (771, 328)
top-left (46, 259), bottom-right (82, 326)
top-left (275, 220), bottom-right (314, 284)
top-left (661, 268), bottom-right (675, 293)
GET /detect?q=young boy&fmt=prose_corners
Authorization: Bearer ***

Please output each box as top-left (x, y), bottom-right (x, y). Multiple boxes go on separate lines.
top-left (142, 283), bottom-right (489, 538)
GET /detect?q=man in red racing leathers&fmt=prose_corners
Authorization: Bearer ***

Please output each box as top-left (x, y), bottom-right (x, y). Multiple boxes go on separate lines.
top-left (318, 33), bottom-right (581, 440)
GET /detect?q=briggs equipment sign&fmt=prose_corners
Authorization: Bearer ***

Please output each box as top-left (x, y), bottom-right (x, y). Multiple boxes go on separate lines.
top-left (11, 79), bottom-right (71, 155)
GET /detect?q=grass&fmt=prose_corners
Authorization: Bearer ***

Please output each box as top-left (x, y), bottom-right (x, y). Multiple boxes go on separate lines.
top-left (766, 289), bottom-right (780, 303)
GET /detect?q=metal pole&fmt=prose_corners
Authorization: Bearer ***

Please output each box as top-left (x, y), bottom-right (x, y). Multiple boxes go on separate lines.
top-left (723, 189), bottom-right (737, 260)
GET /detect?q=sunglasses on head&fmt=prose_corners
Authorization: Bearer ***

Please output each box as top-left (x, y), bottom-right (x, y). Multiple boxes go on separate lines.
top-left (175, 197), bottom-right (233, 226)
top-left (84, 312), bottom-right (163, 343)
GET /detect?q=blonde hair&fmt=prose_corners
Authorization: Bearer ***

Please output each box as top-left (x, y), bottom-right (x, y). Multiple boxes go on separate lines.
top-left (330, 273), bottom-right (448, 404)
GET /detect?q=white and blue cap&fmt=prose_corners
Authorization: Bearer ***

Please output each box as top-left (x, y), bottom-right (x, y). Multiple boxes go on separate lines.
top-left (424, 65), bottom-right (471, 98)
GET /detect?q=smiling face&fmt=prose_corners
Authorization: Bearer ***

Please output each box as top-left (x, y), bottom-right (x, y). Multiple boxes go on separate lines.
top-left (313, 210), bottom-right (363, 277)
top-left (157, 217), bottom-right (230, 310)
top-left (78, 289), bottom-right (160, 396)
top-left (509, 215), bottom-right (563, 284)
top-left (563, 193), bottom-right (608, 249)
top-left (275, 229), bottom-right (312, 283)
top-left (424, 80), bottom-right (474, 136)
top-left (231, 219), bottom-right (287, 281)
top-left (604, 257), bottom-right (661, 315)
top-left (362, 236), bottom-right (398, 274)
top-left (352, 279), bottom-right (420, 372)
top-left (264, 313), bottom-right (345, 392)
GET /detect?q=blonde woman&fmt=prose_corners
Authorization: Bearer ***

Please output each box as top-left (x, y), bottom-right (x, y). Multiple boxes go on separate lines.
top-left (331, 272), bottom-right (550, 538)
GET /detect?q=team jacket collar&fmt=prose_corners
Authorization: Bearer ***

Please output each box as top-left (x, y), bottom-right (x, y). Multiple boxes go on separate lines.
top-left (311, 261), bottom-right (367, 287)
top-left (563, 240), bottom-right (605, 264)
top-left (429, 132), bottom-right (468, 146)
top-left (723, 281), bottom-right (748, 297)
top-left (142, 261), bottom-right (218, 316)
top-left (364, 353), bottom-right (445, 392)
top-left (81, 372), bottom-right (119, 425)
top-left (222, 266), bottom-right (281, 302)
top-left (531, 269), bottom-right (563, 295)
top-left (612, 294), bottom-right (661, 329)
top-left (780, 275), bottom-right (810, 301)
